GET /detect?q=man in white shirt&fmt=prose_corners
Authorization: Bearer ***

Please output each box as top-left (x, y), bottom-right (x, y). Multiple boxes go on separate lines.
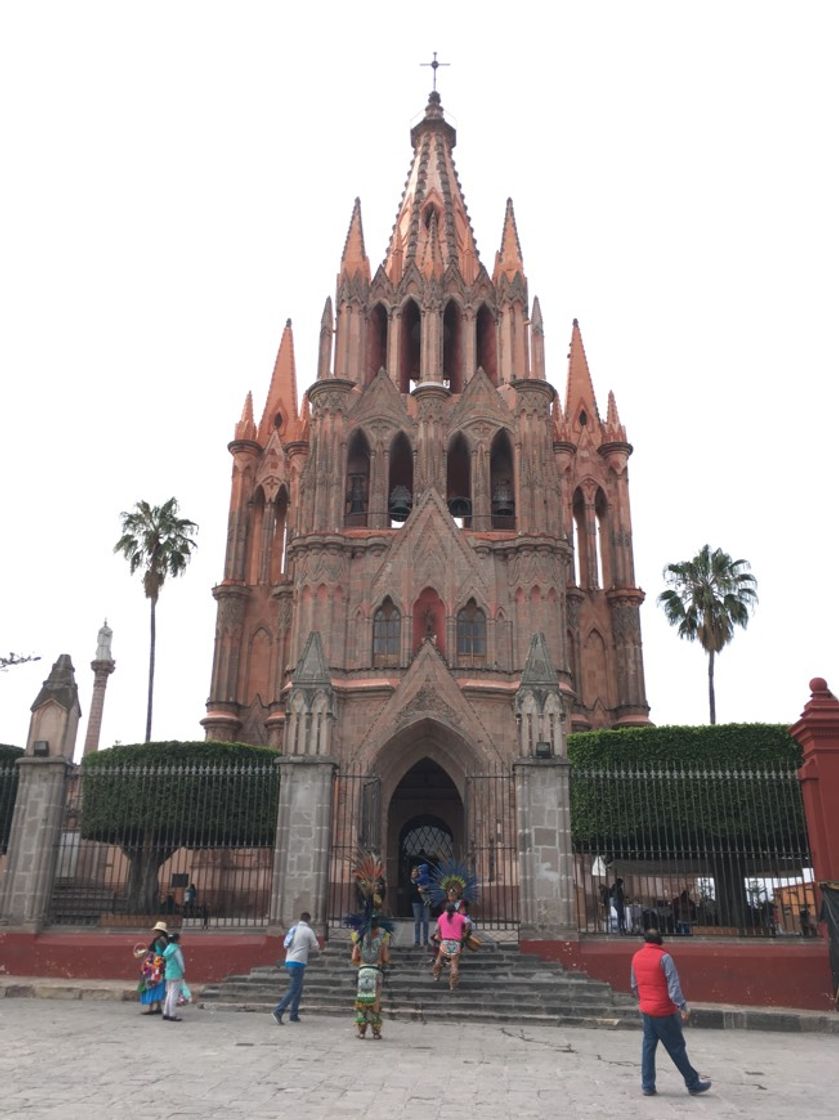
top-left (272, 911), bottom-right (320, 1024)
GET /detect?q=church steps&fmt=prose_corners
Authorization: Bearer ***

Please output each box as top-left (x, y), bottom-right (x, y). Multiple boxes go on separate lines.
top-left (200, 944), bottom-right (639, 1029)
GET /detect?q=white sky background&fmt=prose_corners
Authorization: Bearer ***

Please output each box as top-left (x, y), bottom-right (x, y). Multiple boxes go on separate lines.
top-left (1, 2), bottom-right (837, 752)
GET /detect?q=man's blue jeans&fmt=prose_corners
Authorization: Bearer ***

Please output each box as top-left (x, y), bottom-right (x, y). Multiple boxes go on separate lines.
top-left (641, 1012), bottom-right (700, 1092)
top-left (412, 901), bottom-right (430, 944)
top-left (274, 963), bottom-right (305, 1019)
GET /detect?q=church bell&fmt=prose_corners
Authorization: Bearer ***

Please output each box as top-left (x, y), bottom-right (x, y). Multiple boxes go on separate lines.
top-left (447, 495), bottom-right (472, 518)
top-left (388, 485), bottom-right (413, 521)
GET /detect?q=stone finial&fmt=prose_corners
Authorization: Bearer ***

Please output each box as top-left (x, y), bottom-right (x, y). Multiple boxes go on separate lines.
top-left (27, 653), bottom-right (81, 760)
top-left (30, 654), bottom-right (79, 714)
top-left (95, 620), bottom-right (114, 662)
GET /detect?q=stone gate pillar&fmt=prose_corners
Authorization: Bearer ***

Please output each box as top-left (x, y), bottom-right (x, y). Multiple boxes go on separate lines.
top-left (790, 677), bottom-right (839, 884)
top-left (0, 653), bottom-right (80, 930)
top-left (513, 757), bottom-right (577, 939)
top-left (269, 756), bottom-right (336, 931)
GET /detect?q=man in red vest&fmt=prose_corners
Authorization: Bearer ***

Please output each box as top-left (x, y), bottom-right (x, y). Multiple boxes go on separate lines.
top-left (630, 929), bottom-right (712, 1097)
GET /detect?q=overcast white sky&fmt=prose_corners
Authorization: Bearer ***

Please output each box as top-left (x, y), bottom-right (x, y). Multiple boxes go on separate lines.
top-left (1, 2), bottom-right (837, 753)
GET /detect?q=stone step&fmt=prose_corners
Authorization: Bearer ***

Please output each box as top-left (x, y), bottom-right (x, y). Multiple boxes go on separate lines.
top-left (234, 976), bottom-right (619, 997)
top-left (198, 1000), bottom-right (641, 1030)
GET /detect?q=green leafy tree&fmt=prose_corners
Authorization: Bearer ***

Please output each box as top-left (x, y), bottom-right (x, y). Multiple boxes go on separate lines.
top-left (114, 498), bottom-right (198, 742)
top-left (658, 545), bottom-right (758, 724)
top-left (80, 741), bottom-right (279, 914)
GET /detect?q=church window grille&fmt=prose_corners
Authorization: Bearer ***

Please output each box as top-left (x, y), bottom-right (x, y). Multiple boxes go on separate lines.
top-left (457, 599), bottom-right (486, 664)
top-left (373, 599), bottom-right (401, 667)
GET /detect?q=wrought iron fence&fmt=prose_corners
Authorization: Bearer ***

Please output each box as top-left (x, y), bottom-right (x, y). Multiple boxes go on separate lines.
top-left (49, 760), bottom-right (280, 928)
top-left (571, 761), bottom-right (814, 937)
top-left (0, 762), bottom-right (19, 856)
top-left (466, 766), bottom-right (519, 930)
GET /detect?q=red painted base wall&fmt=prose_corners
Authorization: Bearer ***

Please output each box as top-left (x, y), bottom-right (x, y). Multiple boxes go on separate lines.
top-left (521, 937), bottom-right (835, 1011)
top-left (0, 930), bottom-right (279, 984)
top-left (1, 931), bottom-right (832, 1011)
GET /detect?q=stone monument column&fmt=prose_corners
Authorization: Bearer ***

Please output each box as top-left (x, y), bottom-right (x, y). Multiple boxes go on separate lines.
top-left (269, 756), bottom-right (336, 930)
top-left (513, 756), bottom-right (577, 939)
top-left (0, 654), bottom-right (80, 929)
top-left (83, 620), bottom-right (116, 756)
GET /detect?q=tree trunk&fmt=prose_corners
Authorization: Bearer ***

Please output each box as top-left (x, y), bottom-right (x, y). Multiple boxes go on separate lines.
top-left (146, 595), bottom-right (157, 742)
top-left (708, 649), bottom-right (716, 725)
top-left (124, 842), bottom-right (171, 914)
top-left (710, 853), bottom-right (748, 930)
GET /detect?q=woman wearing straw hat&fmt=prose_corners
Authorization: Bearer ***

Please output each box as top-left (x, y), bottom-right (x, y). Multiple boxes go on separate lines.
top-left (134, 921), bottom-right (169, 1015)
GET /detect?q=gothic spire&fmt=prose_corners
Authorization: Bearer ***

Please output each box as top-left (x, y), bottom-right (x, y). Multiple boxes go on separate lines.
top-left (493, 198), bottom-right (525, 283)
top-left (383, 91), bottom-right (480, 285)
top-left (258, 318), bottom-right (298, 443)
top-left (564, 318), bottom-right (600, 428)
top-left (340, 198), bottom-right (370, 282)
top-left (233, 390), bottom-right (257, 442)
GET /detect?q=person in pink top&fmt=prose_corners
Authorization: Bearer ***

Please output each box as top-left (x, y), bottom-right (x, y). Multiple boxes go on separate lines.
top-left (431, 902), bottom-right (467, 990)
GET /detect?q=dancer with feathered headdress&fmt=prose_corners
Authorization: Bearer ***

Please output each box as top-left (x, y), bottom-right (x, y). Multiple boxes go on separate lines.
top-left (428, 858), bottom-right (479, 990)
top-left (344, 851), bottom-right (393, 1039)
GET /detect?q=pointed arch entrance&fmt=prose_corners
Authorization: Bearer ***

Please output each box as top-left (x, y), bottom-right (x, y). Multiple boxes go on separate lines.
top-left (391, 760), bottom-right (461, 915)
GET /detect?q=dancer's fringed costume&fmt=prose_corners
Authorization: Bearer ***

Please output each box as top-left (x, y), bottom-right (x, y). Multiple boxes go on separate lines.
top-left (427, 859), bottom-right (480, 990)
top-left (344, 852), bottom-right (393, 1039)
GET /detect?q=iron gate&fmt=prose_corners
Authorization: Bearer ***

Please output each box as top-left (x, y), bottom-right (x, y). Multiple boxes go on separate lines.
top-left (465, 766), bottom-right (519, 930)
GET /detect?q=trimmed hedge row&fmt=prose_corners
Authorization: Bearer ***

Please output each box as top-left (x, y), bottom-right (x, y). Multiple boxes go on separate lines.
top-left (568, 724), bottom-right (807, 856)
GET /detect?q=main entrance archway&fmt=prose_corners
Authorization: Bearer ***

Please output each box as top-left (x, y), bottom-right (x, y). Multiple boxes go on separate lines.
top-left (388, 758), bottom-right (462, 916)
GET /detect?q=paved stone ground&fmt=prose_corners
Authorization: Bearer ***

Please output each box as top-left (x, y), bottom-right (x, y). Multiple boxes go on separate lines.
top-left (1, 999), bottom-right (837, 1120)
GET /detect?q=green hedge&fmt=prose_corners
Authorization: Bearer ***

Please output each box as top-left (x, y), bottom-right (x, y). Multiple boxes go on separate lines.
top-left (567, 723), bottom-right (802, 767)
top-left (568, 724), bottom-right (807, 857)
top-left (80, 740), bottom-right (280, 849)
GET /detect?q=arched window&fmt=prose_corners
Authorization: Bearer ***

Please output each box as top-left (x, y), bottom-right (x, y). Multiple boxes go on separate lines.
top-left (457, 599), bottom-right (486, 665)
top-left (366, 303), bottom-right (388, 385)
top-left (373, 598), bottom-right (401, 667)
top-left (446, 432), bottom-right (471, 526)
top-left (398, 299), bottom-right (421, 393)
top-left (490, 429), bottom-right (515, 529)
top-left (476, 304), bottom-right (497, 385)
top-left (572, 487), bottom-right (586, 587)
top-left (388, 431), bottom-right (413, 526)
top-left (345, 430), bottom-right (371, 527)
top-left (443, 300), bottom-right (464, 393)
top-left (595, 487), bottom-right (609, 589)
top-left (270, 486), bottom-right (289, 583)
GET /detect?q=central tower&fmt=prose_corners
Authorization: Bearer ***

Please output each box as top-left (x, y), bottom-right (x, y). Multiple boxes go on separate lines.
top-left (203, 89), bottom-right (650, 756)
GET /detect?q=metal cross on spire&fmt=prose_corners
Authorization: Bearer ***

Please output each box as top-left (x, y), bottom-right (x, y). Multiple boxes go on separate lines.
top-left (421, 51), bottom-right (450, 92)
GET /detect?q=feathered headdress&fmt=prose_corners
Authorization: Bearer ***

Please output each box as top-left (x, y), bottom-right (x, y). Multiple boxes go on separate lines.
top-left (427, 857), bottom-right (479, 908)
top-left (343, 850), bottom-right (395, 938)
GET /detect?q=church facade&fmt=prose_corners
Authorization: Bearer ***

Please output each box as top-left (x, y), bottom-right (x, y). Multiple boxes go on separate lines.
top-left (202, 90), bottom-right (649, 929)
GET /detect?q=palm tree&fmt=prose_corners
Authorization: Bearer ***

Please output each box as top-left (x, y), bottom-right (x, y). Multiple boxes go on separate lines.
top-left (114, 498), bottom-right (198, 741)
top-left (657, 545), bottom-right (758, 724)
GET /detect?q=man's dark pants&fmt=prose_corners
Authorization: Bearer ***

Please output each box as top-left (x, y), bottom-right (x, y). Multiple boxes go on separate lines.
top-left (641, 1012), bottom-right (701, 1092)
top-left (274, 964), bottom-right (305, 1020)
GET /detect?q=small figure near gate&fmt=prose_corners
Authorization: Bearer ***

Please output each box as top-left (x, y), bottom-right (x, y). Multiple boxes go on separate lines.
top-left (630, 929), bottom-right (711, 1097)
top-left (162, 931), bottom-right (187, 1022)
top-left (135, 921), bottom-right (169, 1016)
